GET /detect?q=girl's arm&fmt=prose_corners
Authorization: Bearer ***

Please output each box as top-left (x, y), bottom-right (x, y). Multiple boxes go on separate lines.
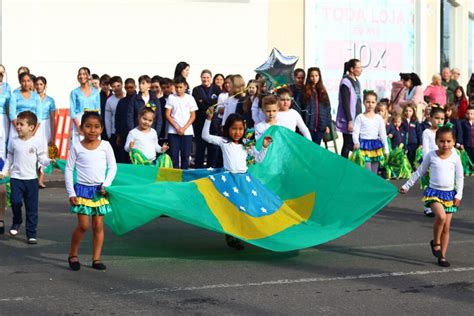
top-left (454, 155), bottom-right (464, 200)
top-left (202, 118), bottom-right (223, 146)
top-left (65, 145), bottom-right (78, 197)
top-left (352, 115), bottom-right (361, 146)
top-left (378, 116), bottom-right (389, 155)
top-left (153, 130), bottom-right (163, 153)
top-left (8, 93), bottom-right (17, 121)
top-left (295, 111), bottom-right (312, 141)
top-left (123, 130), bottom-right (134, 152)
top-left (49, 110), bottom-right (56, 145)
top-left (103, 142), bottom-right (117, 188)
top-left (1, 141), bottom-right (14, 177)
top-left (422, 131), bottom-right (431, 158)
top-left (252, 146), bottom-right (268, 163)
top-left (401, 152), bottom-right (431, 192)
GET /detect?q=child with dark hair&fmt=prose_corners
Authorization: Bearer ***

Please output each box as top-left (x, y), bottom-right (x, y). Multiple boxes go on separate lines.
top-left (459, 106), bottom-right (474, 163)
top-left (165, 77), bottom-right (198, 169)
top-left (99, 74), bottom-right (111, 140)
top-left (290, 68), bottom-right (305, 113)
top-left (127, 75), bottom-right (162, 136)
top-left (0, 111), bottom-right (54, 244)
top-left (105, 76), bottom-right (124, 158)
top-left (453, 86), bottom-right (468, 119)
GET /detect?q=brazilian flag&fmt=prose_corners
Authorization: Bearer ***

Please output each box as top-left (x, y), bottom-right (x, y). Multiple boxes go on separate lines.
top-left (100, 126), bottom-right (397, 252)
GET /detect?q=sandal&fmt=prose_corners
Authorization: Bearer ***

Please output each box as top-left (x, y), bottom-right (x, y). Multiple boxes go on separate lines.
top-left (0, 220), bottom-right (4, 235)
top-left (92, 260), bottom-right (107, 270)
top-left (430, 240), bottom-right (442, 258)
top-left (68, 256), bottom-right (81, 271)
top-left (438, 257), bottom-right (450, 268)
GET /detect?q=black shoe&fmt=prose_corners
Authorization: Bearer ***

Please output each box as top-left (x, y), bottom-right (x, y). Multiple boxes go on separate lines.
top-left (430, 240), bottom-right (442, 258)
top-left (226, 235), bottom-right (245, 251)
top-left (68, 256), bottom-right (81, 271)
top-left (0, 220), bottom-right (4, 235)
top-left (92, 260), bottom-right (107, 270)
top-left (424, 209), bottom-right (435, 217)
top-left (438, 257), bottom-right (450, 267)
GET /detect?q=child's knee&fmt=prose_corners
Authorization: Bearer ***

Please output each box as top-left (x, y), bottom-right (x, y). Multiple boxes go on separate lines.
top-left (77, 221), bottom-right (89, 233)
top-left (92, 221), bottom-right (103, 233)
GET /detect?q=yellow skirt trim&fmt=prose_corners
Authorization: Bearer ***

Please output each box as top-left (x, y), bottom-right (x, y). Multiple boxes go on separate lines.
top-left (76, 197), bottom-right (110, 207)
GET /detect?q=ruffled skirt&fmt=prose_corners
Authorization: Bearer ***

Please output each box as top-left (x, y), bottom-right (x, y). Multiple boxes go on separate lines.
top-left (422, 187), bottom-right (457, 213)
top-left (360, 139), bottom-right (384, 162)
top-left (70, 183), bottom-right (111, 216)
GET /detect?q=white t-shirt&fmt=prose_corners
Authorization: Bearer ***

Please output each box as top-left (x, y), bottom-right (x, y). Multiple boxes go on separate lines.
top-left (65, 141), bottom-right (117, 197)
top-left (1, 136), bottom-right (51, 179)
top-left (422, 129), bottom-right (437, 159)
top-left (105, 94), bottom-right (122, 138)
top-left (352, 113), bottom-right (389, 154)
top-left (255, 121), bottom-right (274, 140)
top-left (216, 92), bottom-right (229, 119)
top-left (165, 94), bottom-right (198, 135)
top-left (124, 128), bottom-right (162, 160)
top-left (277, 109), bottom-right (312, 140)
top-left (202, 119), bottom-right (267, 173)
top-left (402, 150), bottom-right (464, 199)
top-left (221, 96), bottom-right (239, 126)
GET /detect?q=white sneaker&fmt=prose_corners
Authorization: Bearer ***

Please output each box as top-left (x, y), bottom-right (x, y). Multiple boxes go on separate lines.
top-left (27, 238), bottom-right (37, 244)
top-left (9, 229), bottom-right (18, 236)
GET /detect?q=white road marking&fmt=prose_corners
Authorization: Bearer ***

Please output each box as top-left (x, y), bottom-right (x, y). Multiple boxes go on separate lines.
top-left (121, 267), bottom-right (474, 295)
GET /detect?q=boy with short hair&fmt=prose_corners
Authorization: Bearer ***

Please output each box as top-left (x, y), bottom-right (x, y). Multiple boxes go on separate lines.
top-left (158, 78), bottom-right (174, 142)
top-left (126, 75), bottom-right (162, 134)
top-left (459, 106), bottom-right (474, 163)
top-left (115, 78), bottom-right (136, 163)
top-left (99, 74), bottom-right (112, 140)
top-left (255, 95), bottom-right (279, 140)
top-left (165, 77), bottom-right (198, 169)
top-left (151, 75), bottom-right (163, 98)
top-left (0, 111), bottom-right (54, 244)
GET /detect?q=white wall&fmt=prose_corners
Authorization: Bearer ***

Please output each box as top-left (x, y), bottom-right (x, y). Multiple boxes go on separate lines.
top-left (1, 0), bottom-right (269, 107)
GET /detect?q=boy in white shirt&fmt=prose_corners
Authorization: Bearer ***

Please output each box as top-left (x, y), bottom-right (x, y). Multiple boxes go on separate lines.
top-left (0, 111), bottom-right (54, 244)
top-left (254, 95), bottom-right (279, 140)
top-left (165, 77), bottom-right (198, 169)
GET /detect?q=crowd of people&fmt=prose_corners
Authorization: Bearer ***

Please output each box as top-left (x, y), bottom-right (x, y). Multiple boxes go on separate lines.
top-left (0, 59), bottom-right (470, 269)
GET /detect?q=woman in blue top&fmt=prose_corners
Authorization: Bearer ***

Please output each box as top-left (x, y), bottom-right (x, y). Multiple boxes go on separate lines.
top-left (9, 72), bottom-right (42, 139)
top-left (35, 76), bottom-right (57, 187)
top-left (0, 64), bottom-right (10, 235)
top-left (69, 67), bottom-right (100, 147)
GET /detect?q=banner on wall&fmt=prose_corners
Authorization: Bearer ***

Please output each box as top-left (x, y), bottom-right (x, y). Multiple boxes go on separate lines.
top-left (305, 0), bottom-right (415, 110)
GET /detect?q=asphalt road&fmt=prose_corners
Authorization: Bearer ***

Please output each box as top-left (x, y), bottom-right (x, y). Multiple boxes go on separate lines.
top-left (0, 172), bottom-right (473, 315)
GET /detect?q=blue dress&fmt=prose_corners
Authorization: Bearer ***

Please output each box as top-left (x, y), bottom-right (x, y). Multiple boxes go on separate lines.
top-left (69, 87), bottom-right (100, 146)
top-left (0, 82), bottom-right (11, 161)
top-left (38, 95), bottom-right (57, 149)
top-left (9, 89), bottom-right (43, 121)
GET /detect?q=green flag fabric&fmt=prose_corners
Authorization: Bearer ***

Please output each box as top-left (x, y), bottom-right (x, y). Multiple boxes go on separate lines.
top-left (98, 126), bottom-right (398, 252)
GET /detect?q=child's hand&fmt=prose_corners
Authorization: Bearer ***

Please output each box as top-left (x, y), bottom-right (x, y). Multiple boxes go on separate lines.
top-left (162, 142), bottom-right (169, 152)
top-left (325, 127), bottom-right (330, 134)
top-left (399, 187), bottom-right (407, 194)
top-left (206, 107), bottom-right (214, 120)
top-left (177, 128), bottom-right (185, 136)
top-left (116, 135), bottom-right (121, 146)
top-left (263, 136), bottom-right (273, 148)
top-left (388, 133), bottom-right (393, 138)
top-left (50, 159), bottom-right (56, 165)
top-left (100, 186), bottom-right (106, 195)
top-left (130, 140), bottom-right (135, 149)
top-left (453, 198), bottom-right (461, 207)
top-left (69, 197), bottom-right (78, 205)
top-left (353, 143), bottom-right (360, 150)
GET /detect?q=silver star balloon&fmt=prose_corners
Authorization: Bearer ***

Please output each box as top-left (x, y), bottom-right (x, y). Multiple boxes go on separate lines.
top-left (255, 48), bottom-right (299, 89)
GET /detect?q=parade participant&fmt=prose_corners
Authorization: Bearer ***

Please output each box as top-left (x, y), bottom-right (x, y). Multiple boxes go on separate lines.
top-left (401, 103), bottom-right (422, 168)
top-left (303, 67), bottom-right (331, 144)
top-left (0, 111), bottom-right (53, 244)
top-left (273, 87), bottom-right (310, 141)
top-left (9, 72), bottom-right (42, 140)
top-left (254, 95), bottom-right (279, 140)
top-left (124, 107), bottom-right (168, 164)
top-left (352, 91), bottom-right (389, 174)
top-left (400, 126), bottom-right (463, 268)
top-left (202, 111), bottom-right (272, 250)
top-left (34, 76), bottom-right (56, 188)
top-left (336, 59), bottom-right (363, 158)
top-left (65, 111), bottom-right (117, 271)
top-left (165, 76), bottom-right (197, 169)
top-left (69, 67), bottom-right (100, 147)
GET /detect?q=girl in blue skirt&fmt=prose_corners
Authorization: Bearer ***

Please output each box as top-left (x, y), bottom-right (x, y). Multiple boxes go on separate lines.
top-left (400, 126), bottom-right (464, 267)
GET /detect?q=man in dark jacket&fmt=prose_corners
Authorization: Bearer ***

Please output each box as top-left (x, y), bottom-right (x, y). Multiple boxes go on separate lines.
top-left (99, 74), bottom-right (112, 141)
top-left (115, 78), bottom-right (136, 163)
